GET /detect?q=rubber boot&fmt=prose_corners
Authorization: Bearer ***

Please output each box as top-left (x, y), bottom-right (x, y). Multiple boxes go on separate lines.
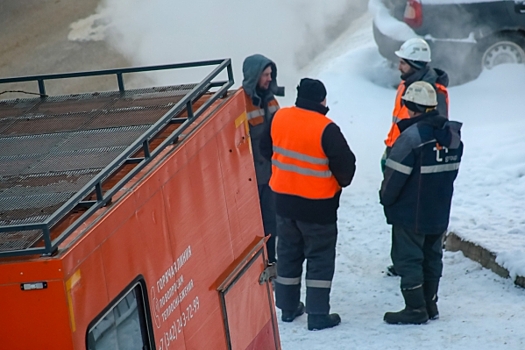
top-left (307, 313), bottom-right (341, 331)
top-left (424, 280), bottom-right (439, 320)
top-left (384, 286), bottom-right (429, 325)
top-left (281, 302), bottom-right (305, 322)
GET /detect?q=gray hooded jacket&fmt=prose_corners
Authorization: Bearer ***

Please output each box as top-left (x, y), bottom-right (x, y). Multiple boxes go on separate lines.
top-left (242, 54), bottom-right (284, 185)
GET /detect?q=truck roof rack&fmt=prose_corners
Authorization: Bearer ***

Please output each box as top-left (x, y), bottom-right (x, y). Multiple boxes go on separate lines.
top-left (0, 59), bottom-right (234, 257)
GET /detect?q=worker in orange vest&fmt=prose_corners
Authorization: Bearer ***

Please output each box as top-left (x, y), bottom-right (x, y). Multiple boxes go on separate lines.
top-left (241, 54), bottom-right (284, 265)
top-left (260, 78), bottom-right (356, 331)
top-left (382, 38), bottom-right (450, 277)
top-left (383, 38), bottom-right (449, 164)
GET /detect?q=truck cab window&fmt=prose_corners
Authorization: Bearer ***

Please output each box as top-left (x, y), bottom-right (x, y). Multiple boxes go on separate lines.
top-left (87, 281), bottom-right (152, 350)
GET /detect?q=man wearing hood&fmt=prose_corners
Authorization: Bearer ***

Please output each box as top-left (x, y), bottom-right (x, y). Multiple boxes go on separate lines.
top-left (380, 81), bottom-right (463, 325)
top-left (241, 54), bottom-right (284, 264)
top-left (260, 78), bottom-right (356, 331)
top-left (383, 37), bottom-right (450, 277)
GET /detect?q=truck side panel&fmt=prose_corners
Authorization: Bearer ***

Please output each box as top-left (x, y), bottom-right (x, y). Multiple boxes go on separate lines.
top-left (0, 272), bottom-right (73, 349)
top-left (61, 90), bottom-right (269, 349)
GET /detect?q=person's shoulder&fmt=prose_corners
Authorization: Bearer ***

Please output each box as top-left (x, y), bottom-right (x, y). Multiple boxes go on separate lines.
top-left (240, 87), bottom-right (252, 100)
top-left (396, 124), bottom-right (423, 149)
top-left (239, 86), bottom-right (251, 99)
top-left (323, 121), bottom-right (339, 133)
top-left (422, 67), bottom-right (449, 89)
top-left (268, 95), bottom-right (280, 106)
top-left (273, 106), bottom-right (293, 117)
top-left (276, 105), bottom-right (294, 112)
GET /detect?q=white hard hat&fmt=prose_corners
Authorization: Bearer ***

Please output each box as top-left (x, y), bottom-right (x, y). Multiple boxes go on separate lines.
top-left (402, 81), bottom-right (437, 107)
top-left (395, 38), bottom-right (431, 63)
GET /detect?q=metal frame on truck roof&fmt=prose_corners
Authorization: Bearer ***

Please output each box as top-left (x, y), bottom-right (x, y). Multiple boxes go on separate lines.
top-left (0, 59), bottom-right (234, 257)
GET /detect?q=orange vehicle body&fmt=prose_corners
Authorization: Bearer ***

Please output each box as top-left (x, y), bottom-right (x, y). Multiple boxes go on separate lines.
top-left (0, 66), bottom-right (280, 349)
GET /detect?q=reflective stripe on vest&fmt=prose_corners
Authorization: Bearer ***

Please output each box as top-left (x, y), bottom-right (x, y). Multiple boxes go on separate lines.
top-left (272, 145), bottom-right (332, 177)
top-left (384, 81), bottom-right (449, 148)
top-left (269, 106), bottom-right (340, 199)
top-left (392, 115), bottom-right (402, 124)
top-left (244, 91), bottom-right (280, 127)
top-left (247, 104), bottom-right (279, 121)
top-left (272, 158), bottom-right (333, 178)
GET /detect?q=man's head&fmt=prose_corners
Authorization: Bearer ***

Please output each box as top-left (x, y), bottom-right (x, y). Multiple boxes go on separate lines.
top-left (398, 59), bottom-right (415, 76)
top-left (242, 54), bottom-right (284, 104)
top-left (401, 81), bottom-right (437, 117)
top-left (395, 38), bottom-right (431, 76)
top-left (258, 64), bottom-right (273, 90)
top-left (296, 78), bottom-right (327, 106)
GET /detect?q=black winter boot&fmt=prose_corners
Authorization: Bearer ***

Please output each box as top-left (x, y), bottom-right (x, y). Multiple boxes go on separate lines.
top-left (424, 280), bottom-right (439, 320)
top-left (307, 313), bottom-right (341, 331)
top-left (281, 302), bottom-right (305, 322)
top-left (384, 286), bottom-right (429, 325)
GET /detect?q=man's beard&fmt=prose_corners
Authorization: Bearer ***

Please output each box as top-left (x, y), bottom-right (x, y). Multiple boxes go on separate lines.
top-left (256, 85), bottom-right (269, 94)
top-left (400, 70), bottom-right (414, 80)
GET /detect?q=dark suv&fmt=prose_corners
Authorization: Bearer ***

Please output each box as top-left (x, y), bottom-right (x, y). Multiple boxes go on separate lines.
top-left (372, 0), bottom-right (525, 84)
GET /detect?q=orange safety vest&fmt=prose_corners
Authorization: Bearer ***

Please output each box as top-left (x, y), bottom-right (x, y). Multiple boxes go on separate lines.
top-left (269, 106), bottom-right (341, 199)
top-left (384, 81), bottom-right (449, 147)
top-left (243, 93), bottom-right (280, 127)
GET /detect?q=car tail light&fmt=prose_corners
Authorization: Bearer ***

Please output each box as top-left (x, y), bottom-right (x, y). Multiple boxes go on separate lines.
top-left (404, 0), bottom-right (423, 28)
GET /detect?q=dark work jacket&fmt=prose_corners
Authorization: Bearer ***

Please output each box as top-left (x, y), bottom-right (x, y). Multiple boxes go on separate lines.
top-left (380, 110), bottom-right (463, 234)
top-left (403, 66), bottom-right (449, 118)
top-left (260, 98), bottom-right (356, 224)
top-left (242, 54), bottom-right (285, 185)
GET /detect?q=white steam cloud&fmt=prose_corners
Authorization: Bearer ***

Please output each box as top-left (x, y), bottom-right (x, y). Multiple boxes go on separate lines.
top-left (93, 0), bottom-right (366, 103)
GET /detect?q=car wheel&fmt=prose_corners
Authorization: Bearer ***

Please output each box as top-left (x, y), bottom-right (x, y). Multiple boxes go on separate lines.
top-left (480, 34), bottom-right (525, 70)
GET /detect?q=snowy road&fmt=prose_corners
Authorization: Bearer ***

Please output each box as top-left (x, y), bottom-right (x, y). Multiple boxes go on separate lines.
top-left (0, 0), bottom-right (131, 96)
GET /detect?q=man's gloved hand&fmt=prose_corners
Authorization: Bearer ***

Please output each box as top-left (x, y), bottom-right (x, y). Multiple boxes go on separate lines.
top-left (380, 149), bottom-right (388, 173)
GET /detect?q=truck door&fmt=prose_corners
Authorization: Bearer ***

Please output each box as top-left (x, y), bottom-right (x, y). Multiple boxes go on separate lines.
top-left (217, 238), bottom-right (280, 350)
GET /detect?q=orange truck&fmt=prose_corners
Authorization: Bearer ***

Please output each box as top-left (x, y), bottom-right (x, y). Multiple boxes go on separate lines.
top-left (0, 60), bottom-right (280, 349)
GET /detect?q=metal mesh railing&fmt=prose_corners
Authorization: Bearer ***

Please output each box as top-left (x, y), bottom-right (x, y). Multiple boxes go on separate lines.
top-left (0, 59), bottom-right (234, 257)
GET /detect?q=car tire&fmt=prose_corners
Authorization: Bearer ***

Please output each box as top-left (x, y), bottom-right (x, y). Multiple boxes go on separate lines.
top-left (478, 33), bottom-right (525, 70)
top-left (451, 33), bottom-right (525, 86)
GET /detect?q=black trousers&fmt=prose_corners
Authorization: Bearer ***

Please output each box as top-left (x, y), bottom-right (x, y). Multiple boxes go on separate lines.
top-left (259, 184), bottom-right (277, 263)
top-left (391, 225), bottom-right (445, 290)
top-left (275, 215), bottom-right (337, 315)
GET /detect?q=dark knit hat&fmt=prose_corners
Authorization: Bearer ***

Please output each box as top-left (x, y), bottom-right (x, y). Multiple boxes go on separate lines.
top-left (296, 78), bottom-right (327, 103)
top-left (404, 59), bottom-right (427, 70)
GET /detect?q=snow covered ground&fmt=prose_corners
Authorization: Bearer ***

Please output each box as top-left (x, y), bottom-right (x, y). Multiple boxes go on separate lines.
top-left (276, 16), bottom-right (525, 350)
